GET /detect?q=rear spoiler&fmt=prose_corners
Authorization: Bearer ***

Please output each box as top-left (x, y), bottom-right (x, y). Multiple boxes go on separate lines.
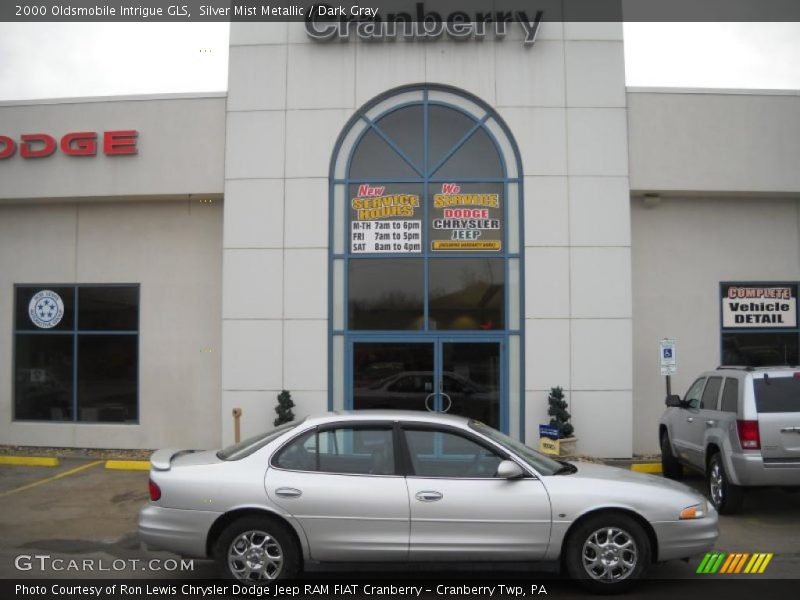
top-left (150, 448), bottom-right (199, 471)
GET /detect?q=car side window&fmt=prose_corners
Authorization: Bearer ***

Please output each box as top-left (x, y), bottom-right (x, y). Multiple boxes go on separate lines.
top-left (684, 378), bottom-right (706, 409)
top-left (403, 428), bottom-right (504, 478)
top-left (273, 426), bottom-right (395, 476)
top-left (720, 378), bottom-right (739, 413)
top-left (700, 376), bottom-right (723, 410)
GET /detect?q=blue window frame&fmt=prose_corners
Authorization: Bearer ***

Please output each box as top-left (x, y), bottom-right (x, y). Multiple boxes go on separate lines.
top-left (329, 85), bottom-right (525, 438)
top-left (13, 284), bottom-right (140, 423)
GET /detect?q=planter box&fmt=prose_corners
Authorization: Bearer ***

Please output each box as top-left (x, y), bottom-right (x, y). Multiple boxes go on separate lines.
top-left (559, 437), bottom-right (578, 457)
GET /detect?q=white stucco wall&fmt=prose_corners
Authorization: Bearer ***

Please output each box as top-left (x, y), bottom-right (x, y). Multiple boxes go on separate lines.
top-left (631, 195), bottom-right (800, 454)
top-left (222, 22), bottom-right (634, 457)
top-left (0, 199), bottom-right (223, 449)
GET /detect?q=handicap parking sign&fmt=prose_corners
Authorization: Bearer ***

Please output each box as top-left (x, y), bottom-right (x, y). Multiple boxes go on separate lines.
top-left (659, 338), bottom-right (677, 375)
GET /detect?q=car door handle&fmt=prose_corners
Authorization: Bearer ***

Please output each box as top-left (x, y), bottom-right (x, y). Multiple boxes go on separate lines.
top-left (686, 417), bottom-right (694, 423)
top-left (415, 491), bottom-right (443, 502)
top-left (706, 420), bottom-right (716, 427)
top-left (275, 487), bottom-right (302, 498)
top-left (780, 427), bottom-right (800, 433)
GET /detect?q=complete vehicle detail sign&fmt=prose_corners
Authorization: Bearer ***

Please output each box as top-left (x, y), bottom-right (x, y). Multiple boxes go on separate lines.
top-left (721, 283), bottom-right (797, 328)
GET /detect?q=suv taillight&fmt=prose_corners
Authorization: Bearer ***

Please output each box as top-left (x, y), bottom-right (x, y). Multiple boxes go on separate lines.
top-left (736, 420), bottom-right (761, 450)
top-left (149, 478), bottom-right (161, 501)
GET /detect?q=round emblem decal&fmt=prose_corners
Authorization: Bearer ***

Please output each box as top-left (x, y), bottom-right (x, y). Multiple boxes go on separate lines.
top-left (28, 290), bottom-right (65, 329)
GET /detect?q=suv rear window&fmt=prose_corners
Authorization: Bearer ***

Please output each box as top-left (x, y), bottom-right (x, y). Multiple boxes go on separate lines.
top-left (754, 377), bottom-right (800, 413)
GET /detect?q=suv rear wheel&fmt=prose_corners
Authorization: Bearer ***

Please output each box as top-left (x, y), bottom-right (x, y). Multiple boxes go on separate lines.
top-left (707, 452), bottom-right (744, 514)
top-left (660, 432), bottom-right (683, 480)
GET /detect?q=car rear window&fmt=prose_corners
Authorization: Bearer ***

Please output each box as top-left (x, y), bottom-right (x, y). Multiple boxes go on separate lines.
top-left (754, 376), bottom-right (800, 413)
top-left (217, 421), bottom-right (301, 461)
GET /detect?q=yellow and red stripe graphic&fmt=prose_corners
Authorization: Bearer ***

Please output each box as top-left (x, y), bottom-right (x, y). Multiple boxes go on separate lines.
top-left (697, 552), bottom-right (773, 574)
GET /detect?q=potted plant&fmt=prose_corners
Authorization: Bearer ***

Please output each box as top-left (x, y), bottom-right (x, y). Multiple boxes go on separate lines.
top-left (274, 390), bottom-right (296, 427)
top-left (547, 386), bottom-right (578, 457)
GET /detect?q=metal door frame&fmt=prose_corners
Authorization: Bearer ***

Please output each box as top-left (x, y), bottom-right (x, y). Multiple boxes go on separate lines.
top-left (346, 334), bottom-right (507, 433)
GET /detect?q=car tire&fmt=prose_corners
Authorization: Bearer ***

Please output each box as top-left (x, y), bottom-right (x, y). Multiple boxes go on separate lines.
top-left (707, 452), bottom-right (744, 514)
top-left (564, 512), bottom-right (651, 593)
top-left (660, 432), bottom-right (684, 480)
top-left (215, 516), bottom-right (300, 581)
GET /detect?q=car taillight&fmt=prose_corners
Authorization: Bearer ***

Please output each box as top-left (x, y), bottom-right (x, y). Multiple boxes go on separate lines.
top-left (736, 420), bottom-right (761, 450)
top-left (149, 478), bottom-right (161, 501)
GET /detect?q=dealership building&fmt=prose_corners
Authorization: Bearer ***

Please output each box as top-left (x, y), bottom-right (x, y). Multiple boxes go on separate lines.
top-left (2, 20), bottom-right (800, 457)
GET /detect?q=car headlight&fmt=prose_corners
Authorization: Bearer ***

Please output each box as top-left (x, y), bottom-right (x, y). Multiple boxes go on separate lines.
top-left (679, 501), bottom-right (709, 520)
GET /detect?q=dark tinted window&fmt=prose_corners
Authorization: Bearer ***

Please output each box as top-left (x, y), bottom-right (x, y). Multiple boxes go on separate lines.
top-left (374, 106), bottom-right (424, 170)
top-left (721, 378), bottom-right (739, 413)
top-left (349, 128), bottom-right (418, 179)
top-left (77, 336), bottom-right (138, 422)
top-left (754, 376), bottom-right (800, 413)
top-left (428, 259), bottom-right (504, 330)
top-left (722, 332), bottom-right (798, 367)
top-left (433, 128), bottom-right (502, 178)
top-left (14, 335), bottom-right (74, 421)
top-left (403, 428), bottom-right (503, 478)
top-left (700, 377), bottom-right (723, 410)
top-left (14, 284), bottom-right (139, 423)
top-left (349, 260), bottom-right (423, 329)
top-left (426, 105), bottom-right (476, 171)
top-left (78, 287), bottom-right (138, 330)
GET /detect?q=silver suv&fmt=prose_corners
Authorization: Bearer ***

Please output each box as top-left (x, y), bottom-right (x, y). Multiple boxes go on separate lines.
top-left (659, 367), bottom-right (800, 514)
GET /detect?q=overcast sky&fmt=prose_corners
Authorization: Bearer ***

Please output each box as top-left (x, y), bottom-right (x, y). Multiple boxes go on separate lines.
top-left (0, 22), bottom-right (798, 101)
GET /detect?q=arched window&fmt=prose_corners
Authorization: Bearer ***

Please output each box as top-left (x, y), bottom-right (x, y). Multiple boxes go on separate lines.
top-left (329, 85), bottom-right (524, 436)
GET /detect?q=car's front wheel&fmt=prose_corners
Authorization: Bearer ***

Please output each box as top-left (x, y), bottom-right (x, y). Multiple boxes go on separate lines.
top-left (215, 516), bottom-right (300, 581)
top-left (564, 512), bottom-right (651, 593)
top-left (707, 452), bottom-right (744, 514)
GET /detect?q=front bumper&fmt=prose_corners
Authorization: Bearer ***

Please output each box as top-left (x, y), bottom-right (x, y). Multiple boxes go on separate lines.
top-left (729, 453), bottom-right (800, 486)
top-left (138, 504), bottom-right (222, 558)
top-left (652, 511), bottom-right (719, 562)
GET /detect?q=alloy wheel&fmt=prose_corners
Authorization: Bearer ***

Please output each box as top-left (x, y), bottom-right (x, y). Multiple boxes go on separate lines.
top-left (227, 530), bottom-right (284, 581)
top-left (581, 527), bottom-right (639, 581)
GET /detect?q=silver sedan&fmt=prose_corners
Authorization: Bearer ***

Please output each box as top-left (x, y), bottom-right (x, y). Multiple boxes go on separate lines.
top-left (138, 411), bottom-right (718, 592)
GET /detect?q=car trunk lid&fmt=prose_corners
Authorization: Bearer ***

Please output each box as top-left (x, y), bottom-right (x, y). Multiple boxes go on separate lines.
top-left (149, 448), bottom-right (216, 471)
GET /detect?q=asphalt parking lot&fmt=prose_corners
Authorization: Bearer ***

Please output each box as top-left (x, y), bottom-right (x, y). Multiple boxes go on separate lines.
top-left (1, 460), bottom-right (798, 581)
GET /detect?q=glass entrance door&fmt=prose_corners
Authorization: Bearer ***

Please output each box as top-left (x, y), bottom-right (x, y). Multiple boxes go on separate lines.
top-left (351, 339), bottom-right (503, 430)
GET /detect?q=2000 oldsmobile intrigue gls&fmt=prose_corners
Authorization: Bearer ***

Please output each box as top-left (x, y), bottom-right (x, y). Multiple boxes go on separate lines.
top-left (139, 411), bottom-right (718, 592)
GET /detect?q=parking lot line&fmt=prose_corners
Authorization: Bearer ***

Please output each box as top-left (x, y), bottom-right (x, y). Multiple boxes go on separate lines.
top-left (0, 456), bottom-right (59, 467)
top-left (105, 460), bottom-right (150, 471)
top-left (0, 460), bottom-right (103, 498)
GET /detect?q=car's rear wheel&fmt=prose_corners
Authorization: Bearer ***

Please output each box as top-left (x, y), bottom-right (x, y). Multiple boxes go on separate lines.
top-left (215, 516), bottom-right (300, 581)
top-left (564, 512), bottom-right (651, 593)
top-left (660, 432), bottom-right (684, 480)
top-left (707, 453), bottom-right (744, 514)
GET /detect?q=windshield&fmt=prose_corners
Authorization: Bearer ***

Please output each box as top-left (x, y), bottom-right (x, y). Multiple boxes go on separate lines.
top-left (217, 421), bottom-right (301, 461)
top-left (469, 420), bottom-right (564, 476)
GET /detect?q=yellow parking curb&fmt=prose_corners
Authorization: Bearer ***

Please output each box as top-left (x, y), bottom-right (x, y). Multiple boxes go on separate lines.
top-left (105, 460), bottom-right (150, 471)
top-left (0, 456), bottom-right (60, 467)
top-left (631, 463), bottom-right (662, 474)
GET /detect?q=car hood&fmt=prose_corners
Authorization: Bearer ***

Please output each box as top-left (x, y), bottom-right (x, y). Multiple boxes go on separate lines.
top-left (541, 461), bottom-right (709, 521)
top-left (569, 462), bottom-right (696, 493)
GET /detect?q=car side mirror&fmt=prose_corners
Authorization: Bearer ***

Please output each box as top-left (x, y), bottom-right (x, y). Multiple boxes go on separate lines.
top-left (665, 394), bottom-right (683, 408)
top-left (496, 460), bottom-right (525, 479)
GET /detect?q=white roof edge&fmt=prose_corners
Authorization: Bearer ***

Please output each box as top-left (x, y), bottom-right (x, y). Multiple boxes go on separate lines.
top-left (0, 91), bottom-right (228, 107)
top-left (627, 86), bottom-right (800, 97)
